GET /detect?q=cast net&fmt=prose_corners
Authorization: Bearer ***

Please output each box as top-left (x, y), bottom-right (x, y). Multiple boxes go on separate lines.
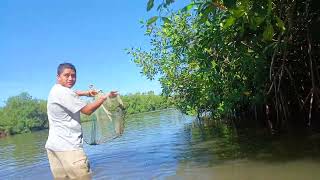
top-left (82, 86), bottom-right (125, 145)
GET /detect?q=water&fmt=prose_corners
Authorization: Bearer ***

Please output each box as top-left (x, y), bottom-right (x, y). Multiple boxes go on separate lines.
top-left (1, 109), bottom-right (320, 179)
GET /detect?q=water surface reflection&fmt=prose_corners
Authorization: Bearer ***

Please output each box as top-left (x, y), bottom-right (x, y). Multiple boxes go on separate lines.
top-left (1, 109), bottom-right (320, 179)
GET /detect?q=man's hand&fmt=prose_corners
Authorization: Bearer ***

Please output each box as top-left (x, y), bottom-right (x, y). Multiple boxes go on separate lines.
top-left (97, 91), bottom-right (118, 101)
top-left (87, 89), bottom-right (99, 97)
top-left (81, 90), bottom-right (119, 115)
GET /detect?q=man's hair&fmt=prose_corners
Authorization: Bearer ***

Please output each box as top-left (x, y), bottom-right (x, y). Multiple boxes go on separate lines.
top-left (57, 63), bottom-right (76, 75)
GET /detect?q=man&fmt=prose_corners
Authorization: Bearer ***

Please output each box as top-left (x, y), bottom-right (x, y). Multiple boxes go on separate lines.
top-left (45, 63), bottom-right (117, 179)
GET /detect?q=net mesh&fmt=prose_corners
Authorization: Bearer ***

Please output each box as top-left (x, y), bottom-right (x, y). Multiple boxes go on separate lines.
top-left (83, 90), bottom-right (125, 145)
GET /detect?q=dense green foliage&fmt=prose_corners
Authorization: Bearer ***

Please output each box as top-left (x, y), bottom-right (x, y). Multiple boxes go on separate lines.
top-left (0, 92), bottom-right (48, 135)
top-left (121, 91), bottom-right (174, 115)
top-left (128, 0), bottom-right (319, 133)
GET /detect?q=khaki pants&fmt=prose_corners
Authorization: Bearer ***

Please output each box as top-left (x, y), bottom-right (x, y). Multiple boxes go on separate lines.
top-left (47, 149), bottom-right (92, 180)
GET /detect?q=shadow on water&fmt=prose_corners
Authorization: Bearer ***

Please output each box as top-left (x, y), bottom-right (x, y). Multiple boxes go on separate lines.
top-left (169, 118), bottom-right (320, 180)
top-left (184, 118), bottom-right (320, 164)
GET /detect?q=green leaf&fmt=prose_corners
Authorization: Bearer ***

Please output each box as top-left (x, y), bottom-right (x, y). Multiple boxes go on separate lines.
top-left (223, 16), bottom-right (236, 29)
top-left (161, 17), bottom-right (171, 24)
top-left (182, 3), bottom-right (195, 12)
top-left (231, 9), bottom-right (245, 18)
top-left (249, 16), bottom-right (265, 30)
top-left (157, 4), bottom-right (163, 11)
top-left (211, 61), bottom-right (217, 69)
top-left (147, 0), bottom-right (154, 11)
top-left (165, 0), bottom-right (175, 5)
top-left (267, 0), bottom-right (272, 15)
top-left (255, 16), bottom-right (264, 26)
top-left (147, 16), bottom-right (158, 26)
top-left (263, 23), bottom-right (274, 41)
top-left (275, 16), bottom-right (285, 31)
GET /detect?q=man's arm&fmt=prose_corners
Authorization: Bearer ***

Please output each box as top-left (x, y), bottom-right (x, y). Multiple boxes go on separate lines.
top-left (75, 90), bottom-right (98, 97)
top-left (80, 91), bottom-right (118, 115)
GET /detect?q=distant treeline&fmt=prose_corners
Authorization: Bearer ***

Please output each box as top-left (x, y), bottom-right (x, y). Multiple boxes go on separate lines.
top-left (0, 91), bottom-right (174, 136)
top-left (121, 91), bottom-right (174, 115)
top-left (0, 92), bottom-right (48, 136)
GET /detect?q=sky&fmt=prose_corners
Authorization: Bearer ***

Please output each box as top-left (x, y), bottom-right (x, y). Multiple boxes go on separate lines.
top-left (0, 0), bottom-right (187, 106)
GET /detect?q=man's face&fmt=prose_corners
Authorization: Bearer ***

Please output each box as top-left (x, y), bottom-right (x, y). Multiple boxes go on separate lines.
top-left (57, 68), bottom-right (76, 88)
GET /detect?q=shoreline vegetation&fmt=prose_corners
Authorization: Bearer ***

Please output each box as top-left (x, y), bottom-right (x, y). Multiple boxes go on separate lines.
top-left (0, 91), bottom-right (174, 138)
top-left (127, 0), bottom-right (320, 135)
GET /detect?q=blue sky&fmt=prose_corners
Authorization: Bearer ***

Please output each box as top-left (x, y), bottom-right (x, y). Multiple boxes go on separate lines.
top-left (0, 0), bottom-right (187, 106)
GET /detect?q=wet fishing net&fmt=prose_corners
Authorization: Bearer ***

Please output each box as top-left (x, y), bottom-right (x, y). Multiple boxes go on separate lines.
top-left (83, 87), bottom-right (125, 145)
